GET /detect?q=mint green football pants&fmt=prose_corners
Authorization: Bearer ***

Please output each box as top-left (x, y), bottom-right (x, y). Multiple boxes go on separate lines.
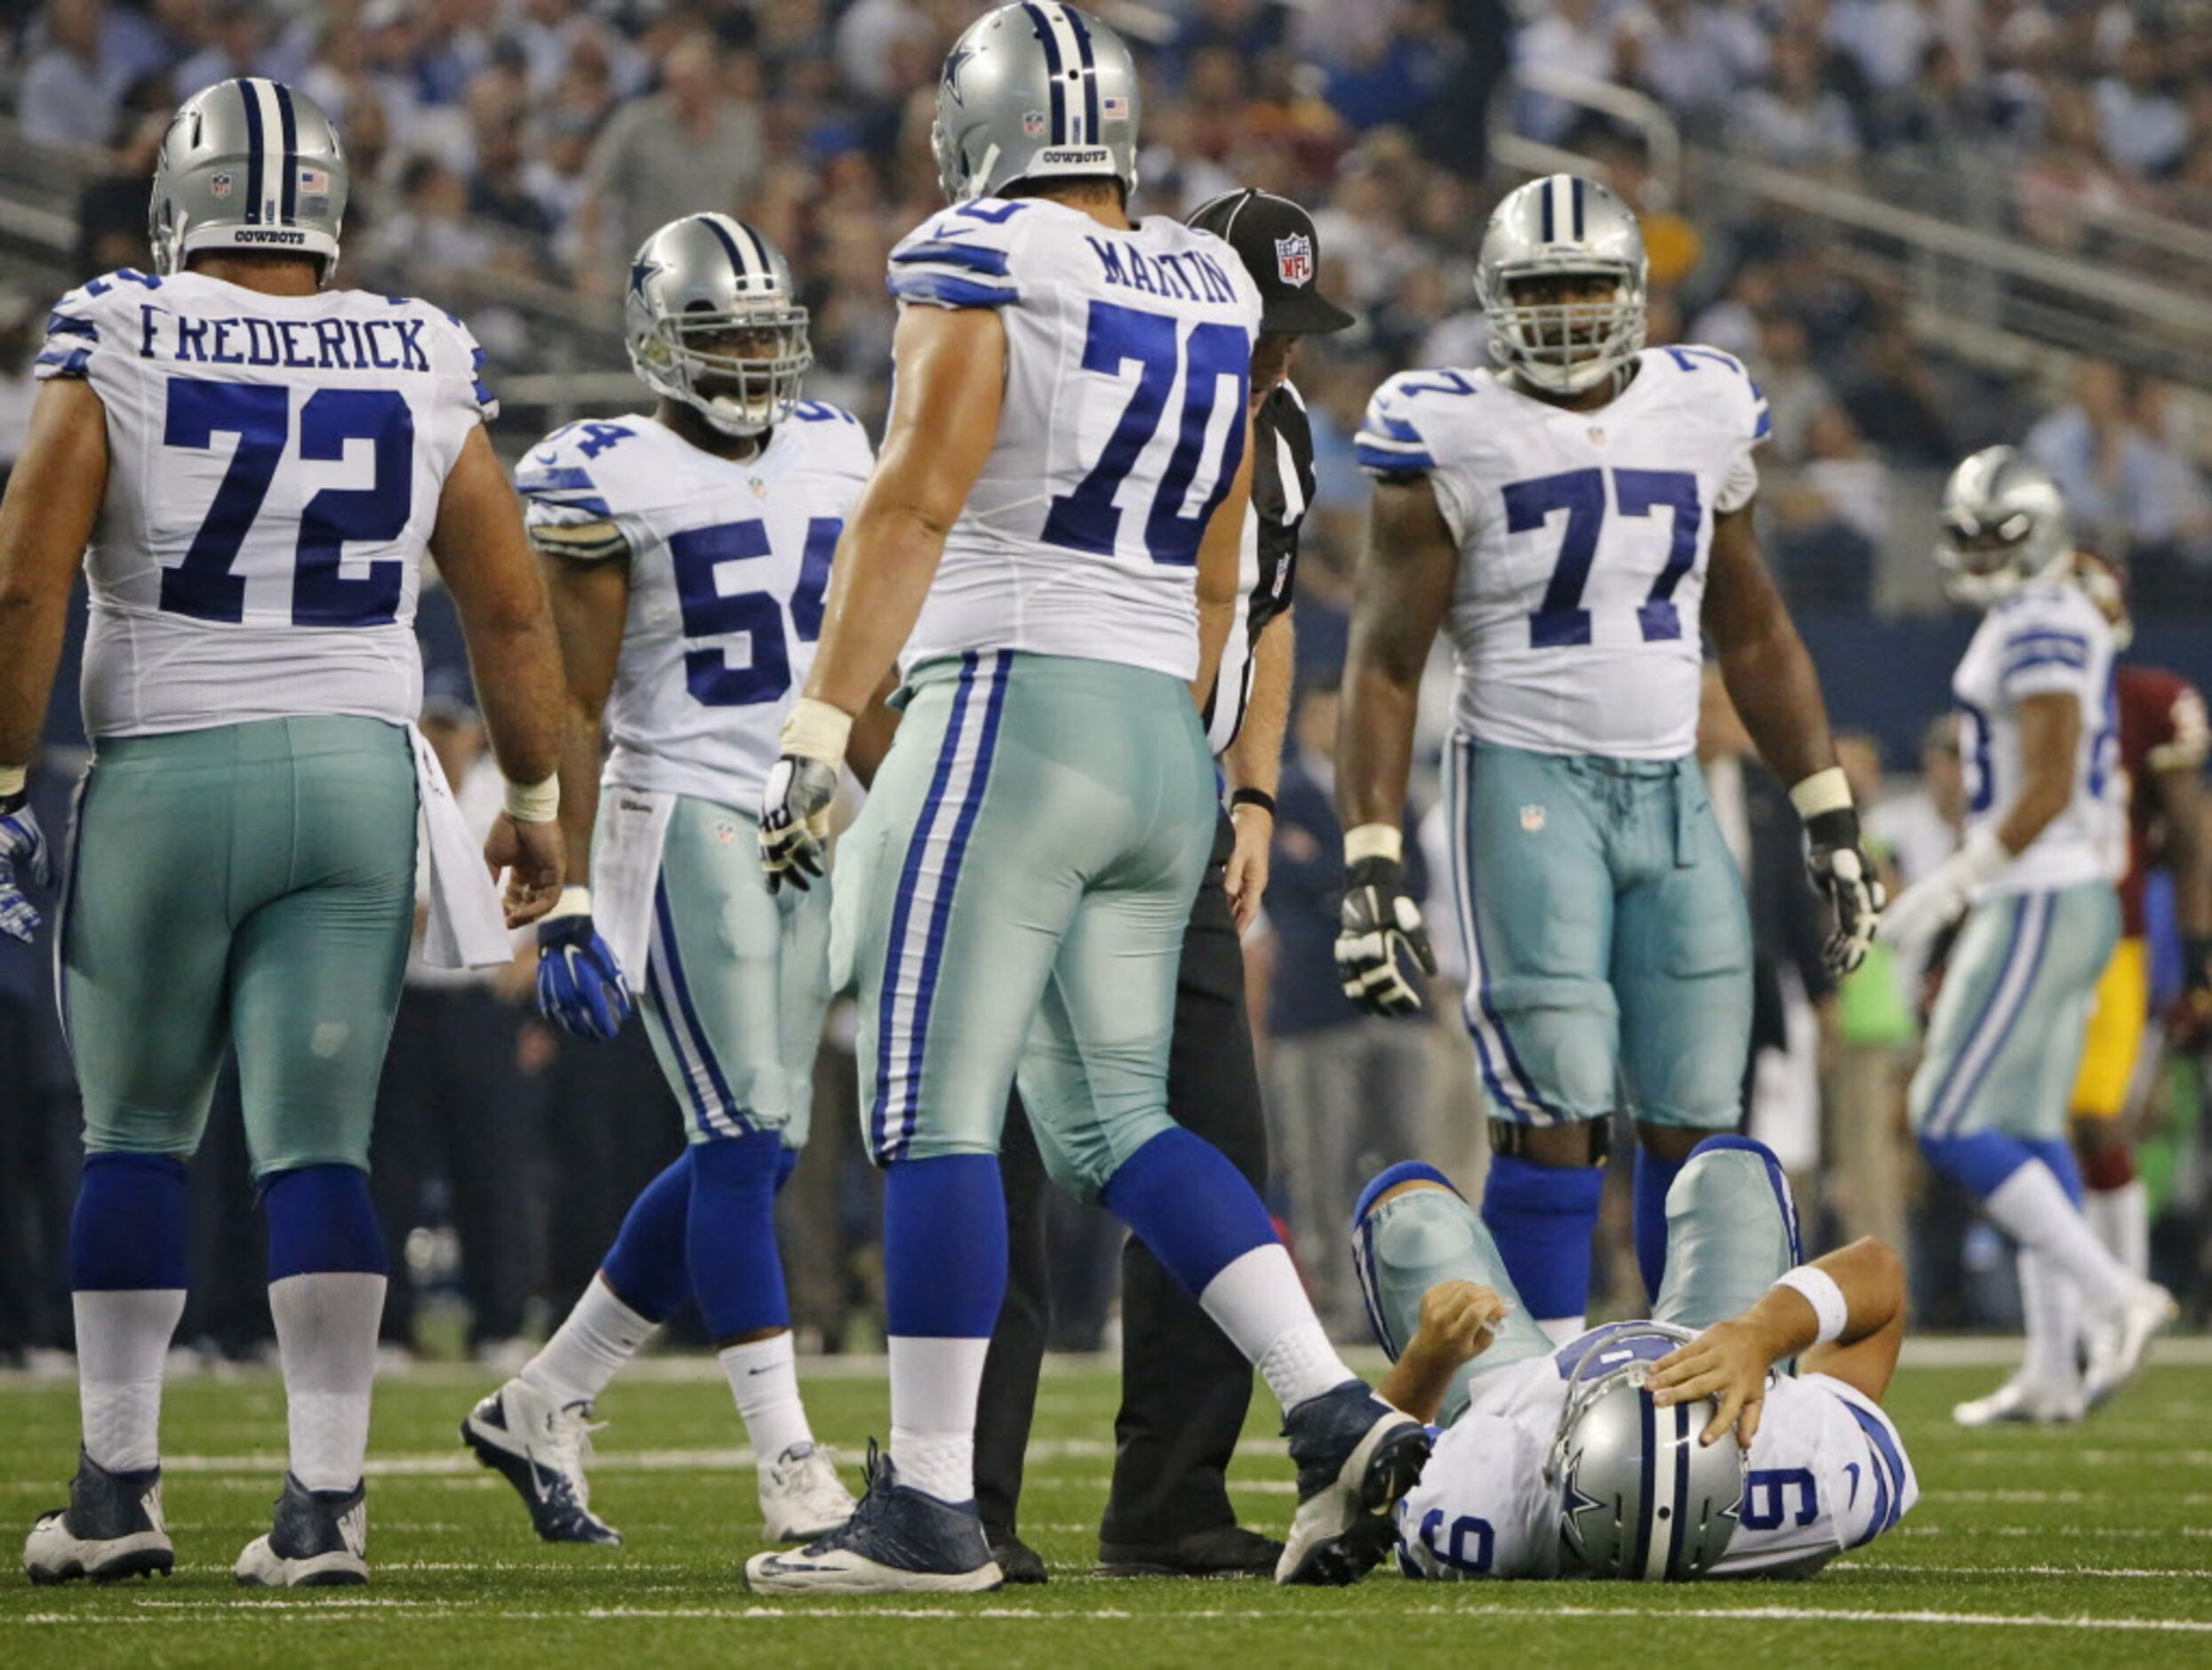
top-left (835, 651), bottom-right (1215, 1197)
top-left (60, 717), bottom-right (418, 1176)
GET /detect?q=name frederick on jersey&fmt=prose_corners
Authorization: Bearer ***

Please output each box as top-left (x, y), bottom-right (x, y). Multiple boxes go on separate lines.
top-left (1084, 236), bottom-right (1241, 306)
top-left (126, 304), bottom-right (435, 373)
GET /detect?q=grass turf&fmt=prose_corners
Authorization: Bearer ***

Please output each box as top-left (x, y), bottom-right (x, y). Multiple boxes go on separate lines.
top-left (3, 1349), bottom-right (2208, 1667)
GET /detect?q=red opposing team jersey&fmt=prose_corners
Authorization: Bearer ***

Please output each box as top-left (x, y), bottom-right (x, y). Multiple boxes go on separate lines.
top-left (2117, 663), bottom-right (2209, 935)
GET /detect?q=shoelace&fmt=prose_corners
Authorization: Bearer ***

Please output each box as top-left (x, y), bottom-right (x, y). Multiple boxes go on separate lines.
top-left (798, 1441), bottom-right (889, 1554)
top-left (547, 1404), bottom-right (608, 1507)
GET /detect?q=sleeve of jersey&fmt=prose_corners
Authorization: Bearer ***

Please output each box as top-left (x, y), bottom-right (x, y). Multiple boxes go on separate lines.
top-left (517, 438), bottom-right (629, 563)
top-left (1996, 598), bottom-right (2098, 701)
top-left (1715, 364), bottom-right (1770, 515)
top-left (1355, 374), bottom-right (1444, 476)
top-left (34, 283), bottom-right (120, 383)
top-left (885, 211), bottom-right (1022, 310)
top-left (434, 308), bottom-right (500, 426)
top-left (1388, 1415), bottom-right (1549, 1580)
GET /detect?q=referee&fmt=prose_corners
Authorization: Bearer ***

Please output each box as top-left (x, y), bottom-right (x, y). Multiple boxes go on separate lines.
top-left (974, 189), bottom-right (1355, 1582)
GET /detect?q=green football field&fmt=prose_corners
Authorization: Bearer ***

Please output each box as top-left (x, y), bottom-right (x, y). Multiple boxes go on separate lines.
top-left (4, 1345), bottom-right (2208, 1668)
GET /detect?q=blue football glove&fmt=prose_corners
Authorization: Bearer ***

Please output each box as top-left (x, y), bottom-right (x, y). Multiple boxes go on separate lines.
top-left (535, 887), bottom-right (632, 1040)
top-left (0, 796), bottom-right (52, 945)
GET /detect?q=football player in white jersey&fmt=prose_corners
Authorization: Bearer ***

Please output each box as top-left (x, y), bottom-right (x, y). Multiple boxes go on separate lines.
top-left (1347, 1136), bottom-right (1915, 1582)
top-left (1886, 447), bottom-right (2176, 1425)
top-left (1336, 175), bottom-right (1881, 1344)
top-left (747, 3), bottom-right (1428, 1595)
top-left (458, 216), bottom-right (870, 1546)
top-left (1, 79), bottom-right (566, 1587)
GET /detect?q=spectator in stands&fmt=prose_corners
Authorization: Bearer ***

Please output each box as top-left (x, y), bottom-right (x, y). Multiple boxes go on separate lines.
top-left (1514, 0), bottom-right (1618, 144)
top-left (1750, 311), bottom-right (1836, 465)
top-left (1727, 29), bottom-right (1861, 172)
top-left (1839, 309), bottom-right (1959, 469)
top-left (2093, 31), bottom-right (2191, 180)
top-left (1615, 0), bottom-right (1762, 125)
top-left (1822, 0), bottom-right (1933, 103)
top-left (1768, 405), bottom-right (1887, 607)
top-left (174, 1), bottom-right (309, 105)
top-left (20, 0), bottom-right (133, 149)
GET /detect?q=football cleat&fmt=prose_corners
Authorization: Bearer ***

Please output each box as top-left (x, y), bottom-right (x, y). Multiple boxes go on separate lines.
top-left (1275, 1381), bottom-right (1433, 1586)
top-left (1952, 1375), bottom-right (2085, 1428)
top-left (234, 1474), bottom-right (369, 1587)
top-left (462, 1378), bottom-right (621, 1545)
top-left (1097, 1523), bottom-right (1284, 1579)
top-left (759, 1441), bottom-right (858, 1544)
top-left (2081, 1281), bottom-right (2178, 1410)
top-left (744, 1444), bottom-right (1002, 1594)
top-left (23, 1450), bottom-right (174, 1586)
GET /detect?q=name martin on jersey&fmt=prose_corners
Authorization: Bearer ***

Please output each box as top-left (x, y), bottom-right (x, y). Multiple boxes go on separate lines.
top-left (1084, 237), bottom-right (1241, 305)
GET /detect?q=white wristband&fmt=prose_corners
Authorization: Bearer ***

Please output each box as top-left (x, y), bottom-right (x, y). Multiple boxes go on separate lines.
top-left (1773, 1265), bottom-right (1849, 1346)
top-left (780, 696), bottom-right (854, 768)
top-left (545, 885), bottom-right (591, 923)
top-left (1344, 823), bottom-right (1403, 865)
top-left (504, 774), bottom-right (560, 823)
top-left (1788, 766), bottom-right (1854, 821)
top-left (0, 763), bottom-right (24, 801)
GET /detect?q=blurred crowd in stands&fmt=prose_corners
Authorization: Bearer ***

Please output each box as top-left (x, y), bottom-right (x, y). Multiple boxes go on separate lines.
top-left (1, 0), bottom-right (2208, 1369)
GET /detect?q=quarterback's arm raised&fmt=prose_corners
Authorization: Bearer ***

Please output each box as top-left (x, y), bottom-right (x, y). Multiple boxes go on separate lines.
top-left (1701, 503), bottom-right (1840, 787)
top-left (0, 379), bottom-right (108, 776)
top-left (801, 305), bottom-right (1006, 718)
top-left (1337, 477), bottom-right (1458, 832)
top-left (1649, 1235), bottom-right (1906, 1444)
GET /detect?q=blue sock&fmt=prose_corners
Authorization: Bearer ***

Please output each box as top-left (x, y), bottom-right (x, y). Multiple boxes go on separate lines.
top-left (1480, 1154), bottom-right (1602, 1325)
top-left (1633, 1146), bottom-right (1688, 1305)
top-left (687, 1130), bottom-right (789, 1343)
top-left (601, 1152), bottom-right (693, 1324)
top-left (1101, 1128), bottom-right (1278, 1296)
top-left (2025, 1138), bottom-right (2086, 1208)
top-left (71, 1154), bottom-right (189, 1290)
top-left (1919, 1130), bottom-right (2034, 1201)
top-left (884, 1153), bottom-right (1006, 1337)
top-left (262, 1164), bottom-right (387, 1281)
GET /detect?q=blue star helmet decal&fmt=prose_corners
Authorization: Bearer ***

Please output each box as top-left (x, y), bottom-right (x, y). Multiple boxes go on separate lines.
top-left (628, 256), bottom-right (662, 302)
top-left (941, 43), bottom-right (974, 106)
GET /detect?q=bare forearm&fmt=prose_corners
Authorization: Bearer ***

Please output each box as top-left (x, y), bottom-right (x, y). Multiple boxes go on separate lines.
top-left (805, 507), bottom-right (945, 716)
top-left (1376, 1334), bottom-right (1461, 1425)
top-left (1718, 619), bottom-right (1839, 790)
top-left (465, 610), bottom-right (565, 786)
top-left (1740, 1236), bottom-right (1903, 1361)
top-left (0, 590), bottom-right (68, 767)
top-left (0, 380), bottom-right (109, 768)
top-left (1338, 663), bottom-right (1421, 830)
top-left (1191, 593), bottom-right (1234, 712)
top-left (1224, 610), bottom-right (1293, 797)
top-left (1994, 770), bottom-right (2074, 855)
top-left (555, 711), bottom-right (603, 881)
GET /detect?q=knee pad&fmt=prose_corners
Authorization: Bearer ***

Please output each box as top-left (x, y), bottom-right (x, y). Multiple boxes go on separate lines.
top-left (1671, 1136), bottom-right (1803, 1265)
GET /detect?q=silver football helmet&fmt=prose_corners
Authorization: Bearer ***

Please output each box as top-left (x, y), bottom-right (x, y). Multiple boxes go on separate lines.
top-left (625, 214), bottom-right (811, 438)
top-left (150, 78), bottom-right (349, 283)
top-left (932, 3), bottom-right (1141, 205)
top-left (1547, 1323), bottom-right (1745, 1581)
top-left (1936, 446), bottom-right (2075, 605)
top-left (1475, 174), bottom-right (1648, 396)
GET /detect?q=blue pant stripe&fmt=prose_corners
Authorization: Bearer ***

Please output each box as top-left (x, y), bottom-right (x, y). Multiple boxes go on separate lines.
top-left (1354, 1215), bottom-right (1397, 1359)
top-left (1687, 1134), bottom-right (1803, 1268)
top-left (1927, 893), bottom-right (2052, 1136)
top-left (653, 876), bottom-right (745, 1136)
top-left (1457, 741), bottom-right (1553, 1119)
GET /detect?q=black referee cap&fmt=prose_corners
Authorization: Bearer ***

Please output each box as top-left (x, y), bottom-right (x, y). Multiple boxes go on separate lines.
top-left (1185, 188), bottom-right (1356, 335)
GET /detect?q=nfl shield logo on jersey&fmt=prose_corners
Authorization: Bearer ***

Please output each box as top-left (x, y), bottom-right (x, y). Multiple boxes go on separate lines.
top-left (1276, 234), bottom-right (1314, 286)
top-left (1520, 804), bottom-right (1547, 832)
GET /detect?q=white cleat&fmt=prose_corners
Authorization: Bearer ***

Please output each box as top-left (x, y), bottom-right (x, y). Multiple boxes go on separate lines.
top-left (759, 1442), bottom-right (858, 1544)
top-left (463, 1378), bottom-right (621, 1545)
top-left (2082, 1281), bottom-right (2178, 1409)
top-left (23, 1452), bottom-right (173, 1586)
top-left (234, 1475), bottom-right (369, 1588)
top-left (1952, 1375), bottom-right (2085, 1428)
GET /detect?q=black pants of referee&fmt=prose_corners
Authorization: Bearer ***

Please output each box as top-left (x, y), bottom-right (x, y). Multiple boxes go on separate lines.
top-left (976, 809), bottom-right (1269, 1550)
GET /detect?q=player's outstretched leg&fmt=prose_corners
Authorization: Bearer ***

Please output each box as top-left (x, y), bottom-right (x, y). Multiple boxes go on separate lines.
top-left (466, 1153), bottom-right (692, 1545)
top-left (236, 1166), bottom-right (385, 1587)
top-left (22, 1155), bottom-right (187, 1586)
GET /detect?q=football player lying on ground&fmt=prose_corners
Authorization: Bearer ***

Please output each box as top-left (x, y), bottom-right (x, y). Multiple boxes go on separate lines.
top-left (1346, 1135), bottom-right (1914, 1580)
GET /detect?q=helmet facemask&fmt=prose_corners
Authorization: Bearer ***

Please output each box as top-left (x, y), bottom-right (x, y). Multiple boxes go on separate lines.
top-left (1935, 506), bottom-right (2072, 606)
top-left (633, 302), bottom-right (812, 438)
top-left (1480, 262), bottom-right (1647, 396)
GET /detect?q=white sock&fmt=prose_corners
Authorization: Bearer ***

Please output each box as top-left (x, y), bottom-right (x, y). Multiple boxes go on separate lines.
top-left (268, 1273), bottom-right (386, 1493)
top-left (1537, 1314), bottom-right (1588, 1346)
top-left (74, 1289), bottom-right (186, 1474)
top-left (2017, 1249), bottom-right (2080, 1392)
top-left (2085, 1180), bottom-right (2150, 1279)
top-left (886, 1335), bottom-right (989, 1505)
top-left (1197, 1244), bottom-right (1357, 1412)
top-left (1982, 1160), bottom-right (2135, 1309)
top-left (720, 1331), bottom-right (813, 1462)
top-left (521, 1274), bottom-right (659, 1407)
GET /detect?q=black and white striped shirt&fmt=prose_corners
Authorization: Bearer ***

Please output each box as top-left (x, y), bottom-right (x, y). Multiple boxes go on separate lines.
top-left (1204, 381), bottom-right (1316, 756)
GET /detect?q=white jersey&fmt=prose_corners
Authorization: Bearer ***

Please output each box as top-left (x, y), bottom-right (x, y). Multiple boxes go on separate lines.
top-left (1952, 582), bottom-right (2123, 895)
top-left (36, 267), bottom-right (494, 738)
top-left (517, 406), bottom-right (873, 807)
top-left (886, 196), bottom-right (1264, 681)
top-left (1394, 1338), bottom-right (1916, 1580)
top-left (1357, 348), bottom-right (1767, 760)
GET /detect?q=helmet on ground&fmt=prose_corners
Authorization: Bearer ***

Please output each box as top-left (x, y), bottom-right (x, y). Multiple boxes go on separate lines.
top-left (932, 3), bottom-right (1140, 205)
top-left (1475, 174), bottom-right (1647, 396)
top-left (1547, 1322), bottom-right (1744, 1580)
top-left (625, 214), bottom-right (811, 438)
top-left (151, 77), bottom-right (349, 283)
top-left (1936, 446), bottom-right (2074, 605)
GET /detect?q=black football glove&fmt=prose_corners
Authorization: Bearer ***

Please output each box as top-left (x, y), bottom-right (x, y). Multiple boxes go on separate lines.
top-left (1335, 855), bottom-right (1438, 1016)
top-left (1803, 807), bottom-right (1886, 976)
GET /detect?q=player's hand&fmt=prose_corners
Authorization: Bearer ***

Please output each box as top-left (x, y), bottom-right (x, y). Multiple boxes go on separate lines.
top-left (535, 888), bottom-right (632, 1040)
top-left (1803, 809), bottom-right (1885, 976)
top-left (1879, 828), bottom-right (2007, 955)
top-left (1648, 1319), bottom-right (1776, 1447)
top-left (1413, 1280), bottom-right (1511, 1368)
top-left (1225, 801), bottom-right (1272, 935)
top-left (485, 810), bottom-right (565, 927)
top-left (0, 797), bottom-right (52, 945)
top-left (758, 756), bottom-right (838, 894)
top-left (1336, 854), bottom-right (1437, 1016)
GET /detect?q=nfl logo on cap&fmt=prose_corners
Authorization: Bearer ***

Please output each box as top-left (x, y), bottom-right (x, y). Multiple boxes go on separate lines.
top-left (1275, 233), bottom-right (1313, 286)
top-left (210, 172), bottom-right (233, 199)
